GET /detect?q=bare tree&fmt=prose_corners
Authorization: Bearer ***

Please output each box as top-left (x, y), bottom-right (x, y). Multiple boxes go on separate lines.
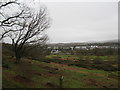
top-left (5, 6), bottom-right (50, 63)
top-left (0, 1), bottom-right (50, 63)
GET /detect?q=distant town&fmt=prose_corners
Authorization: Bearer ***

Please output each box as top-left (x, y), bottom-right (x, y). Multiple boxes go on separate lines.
top-left (46, 41), bottom-right (118, 54)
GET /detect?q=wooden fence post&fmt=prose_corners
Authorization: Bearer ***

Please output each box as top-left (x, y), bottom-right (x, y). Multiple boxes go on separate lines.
top-left (59, 75), bottom-right (64, 89)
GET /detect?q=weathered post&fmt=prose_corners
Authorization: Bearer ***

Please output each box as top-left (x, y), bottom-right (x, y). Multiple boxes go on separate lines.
top-left (59, 75), bottom-right (64, 90)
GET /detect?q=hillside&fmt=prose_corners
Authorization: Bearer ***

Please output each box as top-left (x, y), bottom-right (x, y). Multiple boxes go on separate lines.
top-left (2, 56), bottom-right (118, 88)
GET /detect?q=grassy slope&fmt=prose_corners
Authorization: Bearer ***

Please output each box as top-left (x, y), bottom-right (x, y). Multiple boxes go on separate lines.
top-left (2, 56), bottom-right (118, 88)
top-left (46, 54), bottom-right (118, 61)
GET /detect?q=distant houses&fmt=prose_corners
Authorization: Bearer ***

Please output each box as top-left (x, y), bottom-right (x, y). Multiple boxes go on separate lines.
top-left (47, 43), bottom-right (118, 54)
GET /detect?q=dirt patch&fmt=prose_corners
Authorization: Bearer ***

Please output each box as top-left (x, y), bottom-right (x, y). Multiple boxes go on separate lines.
top-left (84, 78), bottom-right (110, 88)
top-left (45, 82), bottom-right (56, 87)
top-left (92, 73), bottom-right (113, 80)
top-left (85, 79), bottom-right (101, 88)
top-left (43, 66), bottom-right (59, 72)
top-left (34, 72), bottom-right (42, 76)
top-left (65, 67), bottom-right (88, 74)
top-left (50, 62), bottom-right (68, 67)
top-left (79, 67), bottom-right (87, 70)
top-left (50, 62), bottom-right (87, 74)
top-left (46, 73), bottom-right (57, 77)
top-left (59, 58), bottom-right (78, 61)
top-left (42, 71), bottom-right (59, 77)
top-left (13, 75), bottom-right (34, 86)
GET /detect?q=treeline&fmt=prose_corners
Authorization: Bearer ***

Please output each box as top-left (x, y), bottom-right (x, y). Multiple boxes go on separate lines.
top-left (56, 47), bottom-right (118, 56)
top-left (2, 43), bottom-right (51, 60)
top-left (74, 48), bottom-right (118, 56)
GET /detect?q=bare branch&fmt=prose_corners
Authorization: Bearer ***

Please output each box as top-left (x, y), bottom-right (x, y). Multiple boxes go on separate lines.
top-left (0, 0), bottom-right (19, 9)
top-left (0, 10), bottom-right (24, 26)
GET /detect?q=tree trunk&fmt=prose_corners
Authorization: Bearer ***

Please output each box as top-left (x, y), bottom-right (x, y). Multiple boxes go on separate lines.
top-left (15, 56), bottom-right (21, 63)
top-left (15, 51), bottom-right (21, 64)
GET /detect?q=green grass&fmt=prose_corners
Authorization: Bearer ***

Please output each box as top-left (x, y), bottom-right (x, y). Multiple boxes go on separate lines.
top-left (88, 55), bottom-right (118, 61)
top-left (31, 65), bottom-right (49, 73)
top-left (46, 54), bottom-right (79, 59)
top-left (3, 69), bottom-right (16, 75)
top-left (71, 66), bottom-right (109, 76)
top-left (62, 70), bottom-right (85, 88)
top-left (32, 75), bottom-right (59, 88)
top-left (2, 69), bottom-right (26, 88)
top-left (45, 54), bottom-right (57, 58)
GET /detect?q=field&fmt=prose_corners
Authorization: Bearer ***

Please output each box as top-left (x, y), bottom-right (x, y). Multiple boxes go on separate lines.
top-left (45, 54), bottom-right (118, 61)
top-left (2, 55), bottom-right (119, 88)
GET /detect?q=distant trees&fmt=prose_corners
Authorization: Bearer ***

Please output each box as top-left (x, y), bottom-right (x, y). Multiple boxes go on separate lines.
top-left (25, 45), bottom-right (50, 60)
top-left (73, 47), bottom-right (117, 56)
top-left (0, 1), bottom-right (50, 63)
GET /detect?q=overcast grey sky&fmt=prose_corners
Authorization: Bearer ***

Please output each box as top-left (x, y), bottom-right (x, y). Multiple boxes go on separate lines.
top-left (2, 0), bottom-right (118, 43)
top-left (44, 2), bottom-right (118, 43)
